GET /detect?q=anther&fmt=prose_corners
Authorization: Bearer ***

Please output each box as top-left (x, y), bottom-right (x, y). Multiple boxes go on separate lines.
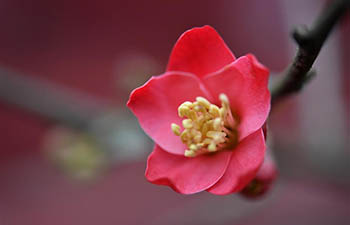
top-left (208, 142), bottom-right (217, 152)
top-left (181, 101), bottom-right (193, 108)
top-left (219, 93), bottom-right (229, 105)
top-left (171, 123), bottom-right (181, 136)
top-left (188, 110), bottom-right (197, 120)
top-left (209, 105), bottom-right (220, 117)
top-left (193, 134), bottom-right (202, 143)
top-left (180, 130), bottom-right (189, 141)
top-left (213, 118), bottom-right (222, 130)
top-left (196, 97), bottom-right (211, 109)
top-left (178, 105), bottom-right (189, 118)
top-left (184, 150), bottom-right (196, 157)
top-left (182, 119), bottom-right (193, 129)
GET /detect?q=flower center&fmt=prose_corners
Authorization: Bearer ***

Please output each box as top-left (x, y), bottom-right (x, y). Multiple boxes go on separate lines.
top-left (171, 93), bottom-right (238, 157)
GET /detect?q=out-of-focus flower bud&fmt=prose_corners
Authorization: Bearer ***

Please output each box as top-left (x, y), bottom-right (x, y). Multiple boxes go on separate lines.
top-left (240, 150), bottom-right (278, 198)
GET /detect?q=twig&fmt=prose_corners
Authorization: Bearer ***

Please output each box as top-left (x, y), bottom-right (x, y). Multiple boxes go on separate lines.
top-left (271, 0), bottom-right (350, 105)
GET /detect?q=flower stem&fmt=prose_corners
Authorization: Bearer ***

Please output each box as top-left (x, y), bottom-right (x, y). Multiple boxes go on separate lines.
top-left (271, 0), bottom-right (350, 106)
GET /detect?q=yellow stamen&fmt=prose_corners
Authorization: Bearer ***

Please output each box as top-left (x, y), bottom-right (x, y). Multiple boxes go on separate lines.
top-left (213, 118), bottom-right (222, 130)
top-left (171, 93), bottom-right (238, 157)
top-left (178, 105), bottom-right (189, 117)
top-left (208, 142), bottom-right (217, 152)
top-left (182, 119), bottom-right (193, 129)
top-left (184, 150), bottom-right (196, 157)
top-left (209, 105), bottom-right (220, 117)
top-left (196, 97), bottom-right (211, 109)
top-left (171, 123), bottom-right (181, 136)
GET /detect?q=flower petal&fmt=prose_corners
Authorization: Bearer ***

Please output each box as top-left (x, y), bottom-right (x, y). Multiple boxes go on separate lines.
top-left (127, 72), bottom-right (211, 155)
top-left (207, 129), bottom-right (266, 195)
top-left (166, 25), bottom-right (235, 78)
top-left (203, 55), bottom-right (270, 140)
top-left (146, 145), bottom-right (232, 194)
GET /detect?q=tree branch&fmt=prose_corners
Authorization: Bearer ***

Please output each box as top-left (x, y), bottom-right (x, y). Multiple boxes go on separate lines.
top-left (0, 68), bottom-right (109, 130)
top-left (271, 0), bottom-right (350, 105)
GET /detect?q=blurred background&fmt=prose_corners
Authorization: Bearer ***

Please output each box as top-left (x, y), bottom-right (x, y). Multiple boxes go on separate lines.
top-left (0, 0), bottom-right (349, 224)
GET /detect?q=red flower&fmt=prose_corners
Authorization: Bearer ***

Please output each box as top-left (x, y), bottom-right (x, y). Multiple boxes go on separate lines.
top-left (127, 26), bottom-right (270, 195)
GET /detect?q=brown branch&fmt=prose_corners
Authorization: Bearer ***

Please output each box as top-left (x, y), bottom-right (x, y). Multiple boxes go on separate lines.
top-left (271, 0), bottom-right (350, 105)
